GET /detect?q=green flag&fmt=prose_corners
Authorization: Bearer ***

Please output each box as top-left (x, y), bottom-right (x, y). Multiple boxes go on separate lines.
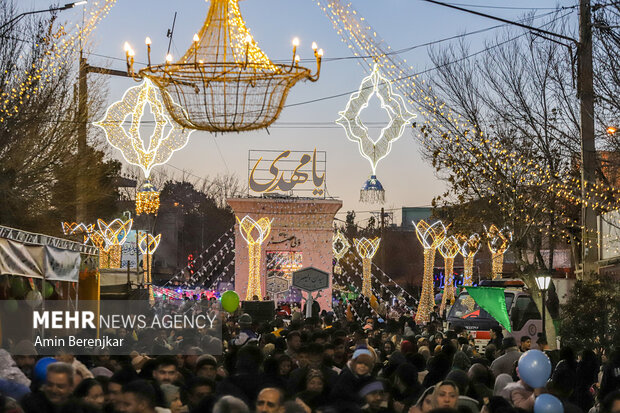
top-left (464, 286), bottom-right (512, 332)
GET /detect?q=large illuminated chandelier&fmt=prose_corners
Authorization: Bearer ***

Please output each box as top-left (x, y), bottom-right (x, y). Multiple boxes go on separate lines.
top-left (438, 235), bottom-right (460, 314)
top-left (337, 64), bottom-right (416, 203)
top-left (485, 225), bottom-right (512, 280)
top-left (128, 0), bottom-right (322, 132)
top-left (353, 237), bottom-right (380, 297)
top-left (414, 220), bottom-right (446, 324)
top-left (237, 215), bottom-right (273, 300)
top-left (332, 230), bottom-right (350, 274)
top-left (459, 233), bottom-right (481, 286)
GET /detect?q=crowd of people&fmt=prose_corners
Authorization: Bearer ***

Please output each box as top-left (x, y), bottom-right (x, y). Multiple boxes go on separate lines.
top-left (0, 297), bottom-right (618, 413)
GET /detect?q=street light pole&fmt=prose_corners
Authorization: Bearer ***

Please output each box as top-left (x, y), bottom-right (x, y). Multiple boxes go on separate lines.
top-left (535, 275), bottom-right (551, 343)
top-left (0, 2), bottom-right (88, 39)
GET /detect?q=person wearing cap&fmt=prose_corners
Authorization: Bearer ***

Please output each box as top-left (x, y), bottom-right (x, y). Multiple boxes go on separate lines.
top-left (330, 348), bottom-right (376, 408)
top-left (11, 340), bottom-right (37, 380)
top-left (360, 380), bottom-right (390, 413)
top-left (231, 314), bottom-right (258, 347)
top-left (490, 337), bottom-right (522, 377)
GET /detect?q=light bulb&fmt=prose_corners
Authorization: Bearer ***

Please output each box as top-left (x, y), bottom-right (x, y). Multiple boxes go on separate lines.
top-left (292, 37), bottom-right (300, 47)
top-left (145, 37), bottom-right (151, 45)
top-left (193, 33), bottom-right (199, 43)
top-left (312, 41), bottom-right (318, 51)
top-left (245, 34), bottom-right (252, 44)
top-left (166, 53), bottom-right (173, 63)
top-left (318, 49), bottom-right (324, 57)
top-left (123, 41), bottom-right (131, 52)
top-left (294, 55), bottom-right (300, 63)
top-left (128, 48), bottom-right (135, 57)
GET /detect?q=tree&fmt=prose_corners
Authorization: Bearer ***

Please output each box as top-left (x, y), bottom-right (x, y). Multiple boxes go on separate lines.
top-left (559, 274), bottom-right (620, 354)
top-left (0, 1), bottom-right (114, 233)
top-left (159, 180), bottom-right (234, 261)
top-left (419, 16), bottom-right (581, 272)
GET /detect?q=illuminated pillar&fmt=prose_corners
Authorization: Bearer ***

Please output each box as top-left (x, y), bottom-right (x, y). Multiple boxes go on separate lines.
top-left (139, 233), bottom-right (162, 304)
top-left (353, 237), bottom-right (380, 297)
top-left (459, 233), bottom-right (481, 286)
top-left (485, 225), bottom-right (512, 280)
top-left (414, 220), bottom-right (446, 324)
top-left (438, 235), bottom-right (460, 315)
top-left (237, 215), bottom-right (272, 301)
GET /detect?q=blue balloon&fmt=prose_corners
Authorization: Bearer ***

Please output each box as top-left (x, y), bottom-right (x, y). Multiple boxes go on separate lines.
top-left (535, 394), bottom-right (564, 413)
top-left (34, 357), bottom-right (56, 383)
top-left (518, 349), bottom-right (552, 388)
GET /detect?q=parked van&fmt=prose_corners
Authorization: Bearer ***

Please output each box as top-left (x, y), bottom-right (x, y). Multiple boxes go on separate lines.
top-left (446, 279), bottom-right (542, 352)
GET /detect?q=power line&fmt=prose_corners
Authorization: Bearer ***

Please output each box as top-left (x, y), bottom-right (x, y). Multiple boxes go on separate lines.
top-left (437, 2), bottom-right (576, 11)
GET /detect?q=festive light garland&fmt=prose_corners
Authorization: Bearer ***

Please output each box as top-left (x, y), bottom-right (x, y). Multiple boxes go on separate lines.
top-left (0, 1), bottom-right (117, 123)
top-left (167, 227), bottom-right (235, 285)
top-left (485, 224), bottom-right (512, 280)
top-left (316, 0), bottom-right (619, 261)
top-left (459, 233), bottom-right (481, 286)
top-left (438, 235), bottom-right (460, 314)
top-left (415, 220), bottom-right (446, 324)
top-left (336, 64), bottom-right (416, 203)
top-left (237, 215), bottom-right (272, 300)
top-left (353, 237), bottom-right (380, 296)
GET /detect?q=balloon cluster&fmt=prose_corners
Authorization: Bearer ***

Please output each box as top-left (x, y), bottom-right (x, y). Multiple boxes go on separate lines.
top-left (519, 350), bottom-right (564, 413)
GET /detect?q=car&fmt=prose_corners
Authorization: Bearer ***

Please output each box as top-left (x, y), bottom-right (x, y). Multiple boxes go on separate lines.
top-left (446, 279), bottom-right (542, 353)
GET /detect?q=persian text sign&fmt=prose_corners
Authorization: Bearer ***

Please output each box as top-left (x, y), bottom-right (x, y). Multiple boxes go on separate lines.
top-left (292, 267), bottom-right (330, 292)
top-left (248, 149), bottom-right (326, 196)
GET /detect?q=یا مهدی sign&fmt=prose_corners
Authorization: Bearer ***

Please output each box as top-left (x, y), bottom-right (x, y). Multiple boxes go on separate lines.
top-left (248, 149), bottom-right (326, 196)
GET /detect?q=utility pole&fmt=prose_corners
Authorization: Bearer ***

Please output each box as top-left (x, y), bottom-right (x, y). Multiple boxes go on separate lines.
top-left (76, 54), bottom-right (88, 222)
top-left (75, 56), bottom-right (131, 222)
top-left (578, 0), bottom-right (598, 278)
top-left (422, 0), bottom-right (599, 279)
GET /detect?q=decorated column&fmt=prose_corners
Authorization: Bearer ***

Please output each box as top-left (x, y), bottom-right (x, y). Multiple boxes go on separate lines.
top-left (139, 232), bottom-right (161, 303)
top-left (415, 220), bottom-right (446, 324)
top-left (485, 225), bottom-right (512, 280)
top-left (353, 237), bottom-right (380, 297)
top-left (438, 235), bottom-right (460, 314)
top-left (237, 215), bottom-right (272, 301)
top-left (459, 233), bottom-right (481, 286)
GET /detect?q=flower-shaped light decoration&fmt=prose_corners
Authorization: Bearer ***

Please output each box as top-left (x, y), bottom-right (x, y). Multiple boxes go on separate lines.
top-left (139, 233), bottom-right (162, 303)
top-left (414, 220), bottom-right (447, 324)
top-left (485, 225), bottom-right (512, 280)
top-left (97, 218), bottom-right (133, 269)
top-left (353, 237), bottom-right (380, 297)
top-left (332, 231), bottom-right (351, 275)
top-left (438, 235), bottom-right (460, 314)
top-left (337, 64), bottom-right (416, 203)
top-left (237, 215), bottom-right (273, 300)
top-left (61, 222), bottom-right (94, 244)
top-left (459, 233), bottom-right (481, 286)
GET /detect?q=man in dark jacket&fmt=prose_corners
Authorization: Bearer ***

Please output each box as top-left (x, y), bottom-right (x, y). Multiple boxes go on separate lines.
top-left (21, 362), bottom-right (74, 413)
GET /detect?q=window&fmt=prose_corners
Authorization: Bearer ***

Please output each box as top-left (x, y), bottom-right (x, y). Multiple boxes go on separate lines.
top-left (510, 295), bottom-right (541, 331)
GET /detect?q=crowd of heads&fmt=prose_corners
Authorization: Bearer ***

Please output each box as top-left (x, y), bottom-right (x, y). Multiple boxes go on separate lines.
top-left (0, 297), bottom-right (618, 413)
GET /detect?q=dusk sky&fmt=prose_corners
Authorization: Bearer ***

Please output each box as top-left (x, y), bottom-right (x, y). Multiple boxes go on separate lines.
top-left (27, 0), bottom-right (578, 225)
